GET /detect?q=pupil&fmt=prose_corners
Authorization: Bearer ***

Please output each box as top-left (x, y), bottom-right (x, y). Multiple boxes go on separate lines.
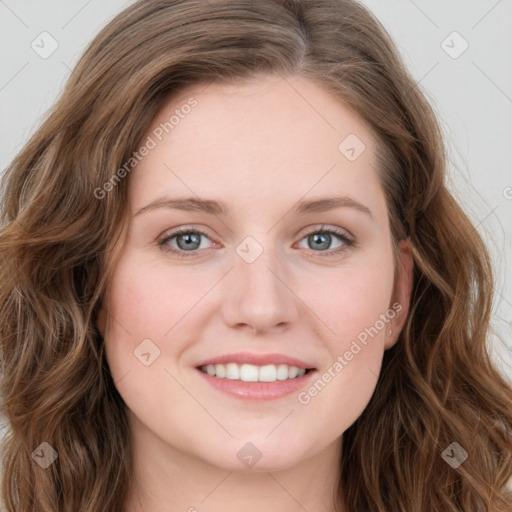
top-left (178, 233), bottom-right (200, 250)
top-left (311, 233), bottom-right (330, 251)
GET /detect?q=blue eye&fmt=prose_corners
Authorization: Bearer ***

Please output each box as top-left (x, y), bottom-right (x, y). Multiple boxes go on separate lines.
top-left (158, 225), bottom-right (355, 258)
top-left (158, 228), bottom-right (212, 256)
top-left (297, 226), bottom-right (355, 257)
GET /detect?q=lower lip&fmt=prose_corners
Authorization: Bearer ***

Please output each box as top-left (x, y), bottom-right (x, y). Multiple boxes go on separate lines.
top-left (195, 368), bottom-right (317, 400)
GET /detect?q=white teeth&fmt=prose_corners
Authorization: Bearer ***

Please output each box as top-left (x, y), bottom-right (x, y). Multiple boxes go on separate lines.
top-left (199, 362), bottom-right (310, 382)
top-left (276, 364), bottom-right (289, 380)
top-left (225, 363), bottom-right (240, 380)
top-left (215, 364), bottom-right (226, 378)
top-left (240, 364), bottom-right (259, 382)
top-left (258, 364), bottom-right (277, 382)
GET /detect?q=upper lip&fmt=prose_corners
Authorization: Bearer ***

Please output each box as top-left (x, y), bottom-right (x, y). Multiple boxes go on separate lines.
top-left (195, 352), bottom-right (316, 370)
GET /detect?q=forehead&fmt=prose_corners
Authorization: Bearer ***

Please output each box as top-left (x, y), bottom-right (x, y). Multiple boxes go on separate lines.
top-left (129, 74), bottom-right (383, 215)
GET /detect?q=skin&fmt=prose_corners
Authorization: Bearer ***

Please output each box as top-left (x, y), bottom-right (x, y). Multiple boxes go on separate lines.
top-left (97, 73), bottom-right (413, 512)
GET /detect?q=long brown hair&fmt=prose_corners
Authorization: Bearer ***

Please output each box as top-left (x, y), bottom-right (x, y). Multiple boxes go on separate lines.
top-left (1, 1), bottom-right (511, 510)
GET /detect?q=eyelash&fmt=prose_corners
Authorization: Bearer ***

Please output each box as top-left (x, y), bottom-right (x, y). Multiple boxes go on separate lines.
top-left (157, 225), bottom-right (356, 259)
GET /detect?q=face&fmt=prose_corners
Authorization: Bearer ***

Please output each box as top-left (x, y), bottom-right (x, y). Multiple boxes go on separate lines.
top-left (97, 73), bottom-right (413, 472)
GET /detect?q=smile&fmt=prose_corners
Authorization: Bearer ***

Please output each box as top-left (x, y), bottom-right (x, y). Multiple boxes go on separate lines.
top-left (199, 363), bottom-right (312, 382)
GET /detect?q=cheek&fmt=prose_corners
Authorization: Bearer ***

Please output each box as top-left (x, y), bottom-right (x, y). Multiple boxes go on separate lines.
top-left (313, 256), bottom-right (395, 352)
top-left (102, 250), bottom-right (196, 381)
top-left (297, 253), bottom-right (396, 429)
top-left (104, 249), bottom-right (207, 338)
top-left (102, 251), bottom-right (212, 427)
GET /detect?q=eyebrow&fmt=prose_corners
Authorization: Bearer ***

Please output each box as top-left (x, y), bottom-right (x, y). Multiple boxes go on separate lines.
top-left (134, 195), bottom-right (373, 219)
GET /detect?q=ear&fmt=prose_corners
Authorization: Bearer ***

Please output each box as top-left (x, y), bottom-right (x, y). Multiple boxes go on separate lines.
top-left (384, 239), bottom-right (414, 350)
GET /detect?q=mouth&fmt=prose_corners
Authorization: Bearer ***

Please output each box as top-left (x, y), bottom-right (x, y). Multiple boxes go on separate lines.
top-left (194, 352), bottom-right (318, 400)
top-left (197, 363), bottom-right (316, 383)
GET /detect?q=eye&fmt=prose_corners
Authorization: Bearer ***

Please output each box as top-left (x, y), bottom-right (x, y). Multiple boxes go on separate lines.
top-left (158, 227), bottom-right (214, 257)
top-left (296, 225), bottom-right (355, 257)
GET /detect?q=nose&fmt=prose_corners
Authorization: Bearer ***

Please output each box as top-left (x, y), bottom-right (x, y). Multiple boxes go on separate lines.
top-left (221, 240), bottom-right (300, 334)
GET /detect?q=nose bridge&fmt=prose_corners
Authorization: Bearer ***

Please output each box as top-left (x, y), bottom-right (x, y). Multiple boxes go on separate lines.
top-left (237, 239), bottom-right (279, 294)
top-left (222, 233), bottom-right (299, 331)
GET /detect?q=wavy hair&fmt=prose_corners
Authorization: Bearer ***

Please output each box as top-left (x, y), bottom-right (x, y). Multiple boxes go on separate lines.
top-left (1, 0), bottom-right (511, 510)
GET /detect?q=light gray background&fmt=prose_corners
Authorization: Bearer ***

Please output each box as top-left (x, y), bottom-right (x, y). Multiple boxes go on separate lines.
top-left (1, 1), bottom-right (511, 439)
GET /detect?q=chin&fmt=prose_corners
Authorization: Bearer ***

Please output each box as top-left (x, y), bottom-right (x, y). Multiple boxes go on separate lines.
top-left (202, 440), bottom-right (309, 473)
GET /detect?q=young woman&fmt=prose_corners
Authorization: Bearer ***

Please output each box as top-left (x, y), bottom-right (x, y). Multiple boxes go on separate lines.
top-left (1, 1), bottom-right (511, 511)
